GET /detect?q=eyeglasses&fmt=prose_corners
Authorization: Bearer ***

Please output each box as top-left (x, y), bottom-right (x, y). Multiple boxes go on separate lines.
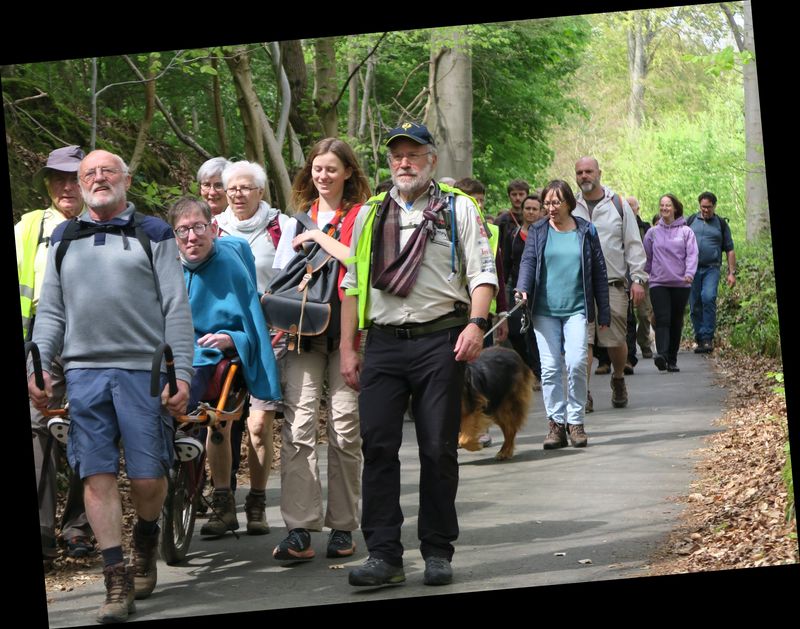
top-left (200, 181), bottom-right (225, 192)
top-left (542, 199), bottom-right (563, 208)
top-left (174, 222), bottom-right (211, 239)
top-left (226, 185), bottom-right (259, 196)
top-left (388, 151), bottom-right (431, 165)
top-left (699, 204), bottom-right (714, 210)
top-left (80, 167), bottom-right (123, 183)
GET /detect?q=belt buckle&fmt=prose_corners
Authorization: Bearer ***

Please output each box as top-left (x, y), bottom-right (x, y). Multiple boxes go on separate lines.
top-left (395, 327), bottom-right (413, 339)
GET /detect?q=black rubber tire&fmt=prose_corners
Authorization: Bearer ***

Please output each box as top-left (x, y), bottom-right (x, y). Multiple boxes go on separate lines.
top-left (160, 462), bottom-right (198, 565)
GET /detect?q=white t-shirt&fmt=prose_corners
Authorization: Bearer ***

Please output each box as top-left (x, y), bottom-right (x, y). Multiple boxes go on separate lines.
top-left (272, 209), bottom-right (336, 270)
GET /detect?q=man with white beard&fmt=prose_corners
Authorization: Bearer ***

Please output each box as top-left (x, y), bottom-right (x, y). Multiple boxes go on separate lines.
top-left (340, 122), bottom-right (497, 587)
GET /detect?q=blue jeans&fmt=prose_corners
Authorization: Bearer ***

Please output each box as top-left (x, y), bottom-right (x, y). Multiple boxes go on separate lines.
top-left (532, 313), bottom-right (588, 426)
top-left (690, 266), bottom-right (720, 342)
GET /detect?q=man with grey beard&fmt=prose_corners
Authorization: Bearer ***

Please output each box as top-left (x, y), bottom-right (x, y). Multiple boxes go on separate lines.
top-left (340, 122), bottom-right (497, 587)
top-left (27, 149), bottom-right (194, 623)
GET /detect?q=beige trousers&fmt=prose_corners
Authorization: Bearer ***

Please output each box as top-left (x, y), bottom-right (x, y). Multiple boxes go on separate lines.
top-left (279, 336), bottom-right (362, 531)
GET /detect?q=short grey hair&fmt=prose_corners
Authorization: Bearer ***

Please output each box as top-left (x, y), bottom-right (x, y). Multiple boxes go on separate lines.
top-left (197, 156), bottom-right (232, 184)
top-left (221, 160), bottom-right (266, 190)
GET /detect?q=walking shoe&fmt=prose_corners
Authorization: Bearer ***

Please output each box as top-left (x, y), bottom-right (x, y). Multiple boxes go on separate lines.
top-left (703, 340), bottom-right (714, 353)
top-left (131, 526), bottom-right (159, 599)
top-left (595, 363), bottom-right (610, 375)
top-left (693, 343), bottom-right (705, 354)
top-left (567, 423), bottom-right (588, 447)
top-left (585, 391), bottom-right (594, 414)
top-left (667, 363), bottom-right (680, 372)
top-left (66, 535), bottom-right (94, 559)
top-left (326, 529), bottom-right (356, 558)
top-left (623, 362), bottom-right (634, 375)
top-left (641, 348), bottom-right (653, 359)
top-left (273, 528), bottom-right (315, 561)
top-left (478, 432), bottom-right (493, 448)
top-left (200, 489), bottom-right (239, 537)
top-left (423, 556), bottom-right (453, 585)
top-left (97, 563), bottom-right (135, 624)
top-left (543, 419), bottom-right (568, 450)
top-left (611, 376), bottom-right (628, 408)
top-left (349, 556), bottom-right (405, 586)
top-left (654, 354), bottom-right (668, 371)
top-left (244, 492), bottom-right (270, 535)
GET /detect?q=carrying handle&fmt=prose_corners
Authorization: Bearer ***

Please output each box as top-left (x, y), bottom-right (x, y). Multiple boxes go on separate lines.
top-left (151, 343), bottom-right (178, 397)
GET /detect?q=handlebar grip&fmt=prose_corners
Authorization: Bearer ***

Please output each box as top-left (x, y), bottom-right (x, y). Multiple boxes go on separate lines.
top-left (25, 341), bottom-right (44, 391)
top-left (151, 343), bottom-right (178, 398)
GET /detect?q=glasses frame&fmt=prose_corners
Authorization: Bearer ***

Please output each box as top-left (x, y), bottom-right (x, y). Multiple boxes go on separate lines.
top-left (174, 222), bottom-right (211, 239)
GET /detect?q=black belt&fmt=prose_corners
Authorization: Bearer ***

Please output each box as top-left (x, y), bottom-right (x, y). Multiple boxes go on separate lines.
top-left (372, 313), bottom-right (468, 339)
top-left (609, 280), bottom-right (626, 288)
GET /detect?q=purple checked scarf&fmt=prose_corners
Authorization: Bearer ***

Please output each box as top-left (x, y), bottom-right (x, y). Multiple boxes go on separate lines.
top-left (371, 185), bottom-right (450, 298)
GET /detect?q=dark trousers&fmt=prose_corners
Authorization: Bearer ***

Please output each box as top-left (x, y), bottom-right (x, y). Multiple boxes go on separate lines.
top-left (649, 286), bottom-right (691, 366)
top-left (359, 326), bottom-right (465, 565)
top-left (626, 298), bottom-right (638, 366)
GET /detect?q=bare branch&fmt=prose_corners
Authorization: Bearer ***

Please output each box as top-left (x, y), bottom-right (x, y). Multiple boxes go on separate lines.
top-left (96, 52), bottom-right (186, 99)
top-left (720, 3), bottom-right (745, 52)
top-left (3, 90), bottom-right (48, 108)
top-left (394, 60), bottom-right (428, 102)
top-left (331, 33), bottom-right (389, 111)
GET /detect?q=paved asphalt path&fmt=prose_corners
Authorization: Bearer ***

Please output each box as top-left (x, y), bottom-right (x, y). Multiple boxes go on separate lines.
top-left (44, 350), bottom-right (727, 626)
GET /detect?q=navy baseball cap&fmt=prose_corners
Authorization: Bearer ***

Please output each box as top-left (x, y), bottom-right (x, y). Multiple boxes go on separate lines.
top-left (385, 122), bottom-right (435, 147)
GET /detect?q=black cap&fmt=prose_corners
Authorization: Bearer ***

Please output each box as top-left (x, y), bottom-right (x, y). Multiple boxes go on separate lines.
top-left (385, 122), bottom-right (435, 147)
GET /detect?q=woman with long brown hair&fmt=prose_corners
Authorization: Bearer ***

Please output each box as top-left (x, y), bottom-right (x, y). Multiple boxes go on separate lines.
top-left (270, 138), bottom-right (371, 562)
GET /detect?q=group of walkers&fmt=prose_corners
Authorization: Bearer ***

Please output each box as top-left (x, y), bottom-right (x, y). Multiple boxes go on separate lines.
top-left (19, 122), bottom-right (735, 624)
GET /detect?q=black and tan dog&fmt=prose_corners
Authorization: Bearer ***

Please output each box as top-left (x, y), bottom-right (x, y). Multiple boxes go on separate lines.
top-left (459, 346), bottom-right (534, 460)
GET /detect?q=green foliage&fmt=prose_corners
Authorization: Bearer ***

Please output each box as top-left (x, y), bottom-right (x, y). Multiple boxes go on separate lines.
top-left (713, 236), bottom-right (781, 359)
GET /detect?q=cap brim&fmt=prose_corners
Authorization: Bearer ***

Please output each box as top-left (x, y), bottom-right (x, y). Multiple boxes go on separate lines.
top-left (385, 133), bottom-right (430, 146)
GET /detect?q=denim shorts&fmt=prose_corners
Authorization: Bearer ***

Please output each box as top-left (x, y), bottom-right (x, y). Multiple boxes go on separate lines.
top-left (65, 368), bottom-right (174, 479)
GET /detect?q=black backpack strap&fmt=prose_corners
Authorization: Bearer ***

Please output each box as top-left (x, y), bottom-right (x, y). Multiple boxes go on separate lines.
top-left (611, 194), bottom-right (624, 219)
top-left (54, 218), bottom-right (82, 276)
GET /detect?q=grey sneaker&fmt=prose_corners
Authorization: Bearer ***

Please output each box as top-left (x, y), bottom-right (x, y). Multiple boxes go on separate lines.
top-left (131, 527), bottom-right (159, 599)
top-left (567, 423), bottom-right (588, 447)
top-left (326, 529), bottom-right (356, 558)
top-left (200, 489), bottom-right (239, 537)
top-left (97, 563), bottom-right (135, 624)
top-left (244, 492), bottom-right (270, 535)
top-left (349, 556), bottom-right (406, 586)
top-left (543, 419), bottom-right (568, 450)
top-left (611, 376), bottom-right (628, 408)
top-left (423, 556), bottom-right (453, 585)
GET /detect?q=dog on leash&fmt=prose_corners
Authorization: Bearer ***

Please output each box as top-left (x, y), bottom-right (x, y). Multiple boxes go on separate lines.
top-left (459, 346), bottom-right (534, 460)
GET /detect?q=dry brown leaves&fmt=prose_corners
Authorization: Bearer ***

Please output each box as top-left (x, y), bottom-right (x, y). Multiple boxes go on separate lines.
top-left (647, 345), bottom-right (798, 575)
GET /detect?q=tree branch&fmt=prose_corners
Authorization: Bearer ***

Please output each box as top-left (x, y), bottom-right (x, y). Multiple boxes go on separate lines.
top-left (720, 3), bottom-right (745, 52)
top-left (2, 90), bottom-right (47, 108)
top-left (331, 33), bottom-right (388, 111)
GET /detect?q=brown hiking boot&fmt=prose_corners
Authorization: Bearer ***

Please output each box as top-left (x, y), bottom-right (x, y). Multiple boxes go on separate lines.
top-left (200, 489), bottom-right (239, 537)
top-left (131, 527), bottom-right (159, 600)
top-left (567, 423), bottom-right (588, 447)
top-left (543, 419), bottom-right (568, 450)
top-left (595, 363), bottom-right (610, 375)
top-left (97, 563), bottom-right (135, 624)
top-left (611, 376), bottom-right (628, 408)
top-left (245, 492), bottom-right (270, 535)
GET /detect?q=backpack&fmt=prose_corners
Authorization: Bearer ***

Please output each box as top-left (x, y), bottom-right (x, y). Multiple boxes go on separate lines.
top-left (260, 211), bottom-right (346, 347)
top-left (686, 212), bottom-right (731, 239)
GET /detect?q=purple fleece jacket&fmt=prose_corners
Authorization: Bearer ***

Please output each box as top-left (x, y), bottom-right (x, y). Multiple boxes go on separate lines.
top-left (643, 216), bottom-right (698, 288)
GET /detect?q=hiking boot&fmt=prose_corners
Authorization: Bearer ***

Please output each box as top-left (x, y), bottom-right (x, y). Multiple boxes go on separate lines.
top-left (611, 376), bottom-right (628, 408)
top-left (326, 529), bottom-right (356, 558)
top-left (244, 492), bottom-right (270, 535)
top-left (623, 362), bottom-right (634, 375)
top-left (703, 340), bottom-right (714, 353)
top-left (654, 354), bottom-right (668, 371)
top-left (423, 556), bottom-right (453, 586)
top-left (567, 423), bottom-right (588, 447)
top-left (349, 556), bottom-right (405, 586)
top-left (131, 527), bottom-right (159, 600)
top-left (667, 363), bottom-right (680, 373)
top-left (543, 419), bottom-right (568, 450)
top-left (200, 489), bottom-right (239, 537)
top-left (273, 528), bottom-right (315, 561)
top-left (66, 534), bottom-right (94, 559)
top-left (97, 563), bottom-right (135, 624)
top-left (595, 363), bottom-right (610, 375)
top-left (585, 391), bottom-right (594, 414)
top-left (641, 347), bottom-right (653, 359)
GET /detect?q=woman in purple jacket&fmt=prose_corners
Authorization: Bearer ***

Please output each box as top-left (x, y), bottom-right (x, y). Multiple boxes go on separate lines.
top-left (643, 194), bottom-right (698, 372)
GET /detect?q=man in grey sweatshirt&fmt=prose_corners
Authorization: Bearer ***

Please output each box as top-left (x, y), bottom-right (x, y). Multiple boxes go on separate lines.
top-left (27, 149), bottom-right (194, 623)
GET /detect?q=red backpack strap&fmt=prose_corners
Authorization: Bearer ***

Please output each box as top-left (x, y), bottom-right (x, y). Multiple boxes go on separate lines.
top-left (266, 216), bottom-right (282, 249)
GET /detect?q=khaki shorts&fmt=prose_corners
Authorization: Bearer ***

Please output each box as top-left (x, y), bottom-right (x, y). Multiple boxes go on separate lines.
top-left (590, 283), bottom-right (628, 348)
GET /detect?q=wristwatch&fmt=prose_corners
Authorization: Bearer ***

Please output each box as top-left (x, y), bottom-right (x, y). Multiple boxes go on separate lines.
top-left (469, 317), bottom-right (489, 331)
top-left (633, 278), bottom-right (645, 286)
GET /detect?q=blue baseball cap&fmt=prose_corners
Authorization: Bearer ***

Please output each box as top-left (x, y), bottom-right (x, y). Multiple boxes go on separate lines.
top-left (385, 122), bottom-right (435, 147)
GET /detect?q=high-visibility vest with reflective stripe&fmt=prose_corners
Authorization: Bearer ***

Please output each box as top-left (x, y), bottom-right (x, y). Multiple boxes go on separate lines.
top-left (18, 209), bottom-right (45, 339)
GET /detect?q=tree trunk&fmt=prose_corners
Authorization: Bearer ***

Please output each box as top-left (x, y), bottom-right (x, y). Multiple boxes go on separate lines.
top-left (267, 42), bottom-right (291, 150)
top-left (127, 55), bottom-right (156, 175)
top-left (281, 39), bottom-right (315, 151)
top-left (741, 1), bottom-right (769, 240)
top-left (90, 58), bottom-right (98, 150)
top-left (211, 57), bottom-right (229, 156)
top-left (347, 52), bottom-right (359, 140)
top-left (423, 27), bottom-right (473, 181)
top-left (225, 47), bottom-right (266, 172)
top-left (358, 57), bottom-right (375, 141)
top-left (627, 12), bottom-right (653, 129)
top-left (314, 37), bottom-right (339, 138)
